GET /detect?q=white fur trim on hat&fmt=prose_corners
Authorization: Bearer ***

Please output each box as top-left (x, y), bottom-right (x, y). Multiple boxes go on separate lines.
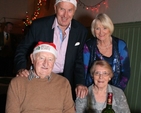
top-left (55, 0), bottom-right (77, 7)
top-left (33, 43), bottom-right (57, 58)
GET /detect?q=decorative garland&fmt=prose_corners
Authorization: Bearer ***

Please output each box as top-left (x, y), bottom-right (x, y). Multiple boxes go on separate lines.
top-left (23, 0), bottom-right (108, 26)
top-left (23, 0), bottom-right (47, 26)
top-left (77, 0), bottom-right (107, 12)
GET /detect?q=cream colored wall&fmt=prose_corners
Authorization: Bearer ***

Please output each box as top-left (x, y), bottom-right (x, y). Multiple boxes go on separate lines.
top-left (74, 0), bottom-right (141, 27)
top-left (0, 0), bottom-right (141, 33)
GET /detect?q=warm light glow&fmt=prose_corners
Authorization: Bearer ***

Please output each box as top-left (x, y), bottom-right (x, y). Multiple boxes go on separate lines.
top-left (23, 0), bottom-right (46, 27)
top-left (78, 0), bottom-right (107, 13)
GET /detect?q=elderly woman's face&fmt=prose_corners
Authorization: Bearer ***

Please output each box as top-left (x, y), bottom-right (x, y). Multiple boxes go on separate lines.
top-left (54, 2), bottom-right (76, 29)
top-left (92, 65), bottom-right (111, 89)
top-left (31, 52), bottom-right (55, 78)
top-left (94, 21), bottom-right (111, 41)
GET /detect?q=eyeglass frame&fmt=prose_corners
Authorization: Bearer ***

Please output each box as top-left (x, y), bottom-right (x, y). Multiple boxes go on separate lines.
top-left (92, 71), bottom-right (111, 77)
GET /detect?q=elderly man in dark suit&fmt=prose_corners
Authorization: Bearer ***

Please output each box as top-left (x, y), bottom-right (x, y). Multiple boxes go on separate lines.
top-left (14, 0), bottom-right (88, 100)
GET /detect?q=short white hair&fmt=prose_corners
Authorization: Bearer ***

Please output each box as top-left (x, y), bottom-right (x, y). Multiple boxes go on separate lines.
top-left (55, 0), bottom-right (77, 7)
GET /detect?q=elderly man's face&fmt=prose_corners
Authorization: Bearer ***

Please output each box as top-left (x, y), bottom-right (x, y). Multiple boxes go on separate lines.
top-left (54, 1), bottom-right (76, 29)
top-left (30, 52), bottom-right (55, 78)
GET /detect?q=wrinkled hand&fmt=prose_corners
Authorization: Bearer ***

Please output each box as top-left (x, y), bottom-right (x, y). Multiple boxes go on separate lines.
top-left (16, 69), bottom-right (29, 77)
top-left (75, 85), bottom-right (88, 99)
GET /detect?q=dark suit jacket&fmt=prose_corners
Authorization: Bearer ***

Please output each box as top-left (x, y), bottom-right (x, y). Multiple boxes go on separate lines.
top-left (14, 15), bottom-right (88, 98)
top-left (0, 31), bottom-right (16, 57)
top-left (0, 31), bottom-right (17, 76)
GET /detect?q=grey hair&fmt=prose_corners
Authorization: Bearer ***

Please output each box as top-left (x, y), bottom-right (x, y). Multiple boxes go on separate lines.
top-left (90, 60), bottom-right (113, 78)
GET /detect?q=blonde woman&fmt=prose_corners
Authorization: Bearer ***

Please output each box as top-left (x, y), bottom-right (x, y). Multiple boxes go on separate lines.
top-left (84, 13), bottom-right (130, 90)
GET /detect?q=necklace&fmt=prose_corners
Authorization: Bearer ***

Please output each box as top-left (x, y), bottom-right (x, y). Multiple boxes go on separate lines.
top-left (97, 37), bottom-right (112, 50)
top-left (97, 43), bottom-right (112, 50)
top-left (97, 41), bottom-right (112, 56)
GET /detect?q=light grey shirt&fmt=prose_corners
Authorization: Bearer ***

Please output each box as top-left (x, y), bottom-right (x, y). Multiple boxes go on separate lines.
top-left (75, 84), bottom-right (131, 113)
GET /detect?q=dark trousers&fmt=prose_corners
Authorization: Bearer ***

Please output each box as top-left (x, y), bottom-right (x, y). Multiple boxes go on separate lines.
top-left (0, 56), bottom-right (14, 77)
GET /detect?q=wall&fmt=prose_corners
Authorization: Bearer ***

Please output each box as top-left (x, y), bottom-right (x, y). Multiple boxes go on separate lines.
top-left (113, 22), bottom-right (141, 113)
top-left (0, 0), bottom-right (32, 34)
top-left (0, 0), bottom-right (56, 34)
top-left (0, 0), bottom-right (141, 30)
top-left (74, 0), bottom-right (141, 26)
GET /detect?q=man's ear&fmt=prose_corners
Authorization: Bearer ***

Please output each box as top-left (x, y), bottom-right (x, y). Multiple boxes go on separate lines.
top-left (54, 5), bottom-right (57, 13)
top-left (30, 53), bottom-right (34, 64)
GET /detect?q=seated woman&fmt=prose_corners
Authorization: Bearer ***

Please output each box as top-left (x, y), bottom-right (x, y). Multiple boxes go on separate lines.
top-left (75, 60), bottom-right (130, 113)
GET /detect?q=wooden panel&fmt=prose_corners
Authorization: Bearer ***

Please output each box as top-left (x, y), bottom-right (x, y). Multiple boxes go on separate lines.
top-left (113, 22), bottom-right (141, 113)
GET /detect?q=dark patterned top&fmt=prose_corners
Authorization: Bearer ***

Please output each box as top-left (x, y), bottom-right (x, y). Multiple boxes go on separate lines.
top-left (83, 36), bottom-right (130, 90)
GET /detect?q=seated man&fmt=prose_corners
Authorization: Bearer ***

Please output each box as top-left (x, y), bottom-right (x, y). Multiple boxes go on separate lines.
top-left (6, 41), bottom-right (75, 113)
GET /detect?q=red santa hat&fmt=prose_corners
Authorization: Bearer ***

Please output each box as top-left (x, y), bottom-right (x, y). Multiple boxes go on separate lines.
top-left (55, 0), bottom-right (77, 8)
top-left (33, 41), bottom-right (57, 58)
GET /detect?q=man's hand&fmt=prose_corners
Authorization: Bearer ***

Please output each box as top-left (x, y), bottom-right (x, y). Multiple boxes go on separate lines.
top-left (16, 69), bottom-right (29, 77)
top-left (75, 85), bottom-right (88, 99)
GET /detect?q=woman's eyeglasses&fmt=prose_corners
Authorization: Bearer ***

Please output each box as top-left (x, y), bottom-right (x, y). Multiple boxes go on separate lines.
top-left (93, 71), bottom-right (110, 77)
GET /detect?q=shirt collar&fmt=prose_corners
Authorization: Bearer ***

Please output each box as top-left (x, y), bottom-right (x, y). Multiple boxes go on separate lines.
top-left (52, 17), bottom-right (71, 30)
top-left (4, 31), bottom-right (8, 36)
top-left (28, 70), bottom-right (51, 81)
